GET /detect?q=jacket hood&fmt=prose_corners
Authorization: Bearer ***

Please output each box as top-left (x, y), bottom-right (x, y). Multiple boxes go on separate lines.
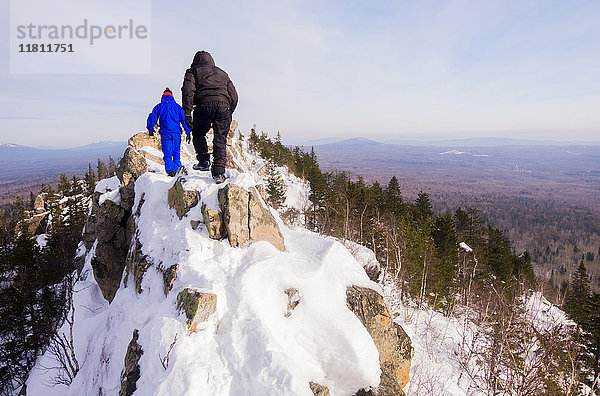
top-left (192, 51), bottom-right (215, 67)
top-left (161, 92), bottom-right (176, 103)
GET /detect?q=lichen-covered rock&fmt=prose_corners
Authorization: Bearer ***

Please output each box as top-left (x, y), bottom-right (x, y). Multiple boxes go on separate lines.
top-left (218, 184), bottom-right (285, 251)
top-left (176, 288), bottom-right (217, 333)
top-left (85, 198), bottom-right (132, 303)
top-left (120, 329), bottom-right (143, 396)
top-left (310, 382), bottom-right (330, 396)
top-left (346, 286), bottom-right (413, 396)
top-left (162, 264), bottom-right (178, 295)
top-left (248, 187), bottom-right (285, 251)
top-left (168, 178), bottom-right (199, 220)
top-left (202, 205), bottom-right (225, 240)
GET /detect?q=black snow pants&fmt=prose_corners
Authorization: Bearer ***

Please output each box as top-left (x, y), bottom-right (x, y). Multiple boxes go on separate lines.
top-left (192, 101), bottom-right (232, 176)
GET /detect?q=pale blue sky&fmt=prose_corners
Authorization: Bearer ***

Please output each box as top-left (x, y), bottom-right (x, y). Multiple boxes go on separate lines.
top-left (1, 0), bottom-right (599, 147)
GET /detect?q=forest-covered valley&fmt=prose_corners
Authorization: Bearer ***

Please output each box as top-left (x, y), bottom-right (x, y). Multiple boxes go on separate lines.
top-left (309, 138), bottom-right (600, 294)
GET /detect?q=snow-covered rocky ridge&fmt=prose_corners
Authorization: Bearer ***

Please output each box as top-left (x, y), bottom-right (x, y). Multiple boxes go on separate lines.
top-left (25, 124), bottom-right (412, 396)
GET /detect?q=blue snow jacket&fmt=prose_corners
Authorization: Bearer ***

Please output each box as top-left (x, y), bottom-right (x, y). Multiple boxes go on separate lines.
top-left (146, 92), bottom-right (191, 135)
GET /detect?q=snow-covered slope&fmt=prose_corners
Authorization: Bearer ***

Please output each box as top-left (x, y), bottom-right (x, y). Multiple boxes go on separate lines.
top-left (25, 133), bottom-right (387, 395)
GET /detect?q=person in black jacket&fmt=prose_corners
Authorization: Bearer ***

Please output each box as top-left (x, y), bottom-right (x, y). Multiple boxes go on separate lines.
top-left (182, 50), bottom-right (238, 183)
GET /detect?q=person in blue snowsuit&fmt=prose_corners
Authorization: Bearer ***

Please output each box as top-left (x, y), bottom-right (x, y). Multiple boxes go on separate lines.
top-left (146, 88), bottom-right (192, 176)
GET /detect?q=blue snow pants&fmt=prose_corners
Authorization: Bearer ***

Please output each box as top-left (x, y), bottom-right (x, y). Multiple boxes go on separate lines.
top-left (161, 133), bottom-right (182, 173)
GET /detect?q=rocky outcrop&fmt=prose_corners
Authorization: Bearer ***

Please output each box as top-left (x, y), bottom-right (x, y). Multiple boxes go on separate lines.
top-left (119, 329), bottom-right (143, 396)
top-left (84, 196), bottom-right (132, 303)
top-left (346, 286), bottom-right (412, 396)
top-left (177, 289), bottom-right (217, 333)
top-left (27, 212), bottom-right (48, 235)
top-left (167, 178), bottom-right (199, 219)
top-left (310, 382), bottom-right (330, 396)
top-left (116, 147), bottom-right (147, 211)
top-left (127, 130), bottom-right (193, 165)
top-left (33, 193), bottom-right (46, 214)
top-left (202, 205), bottom-right (225, 240)
top-left (218, 184), bottom-right (285, 251)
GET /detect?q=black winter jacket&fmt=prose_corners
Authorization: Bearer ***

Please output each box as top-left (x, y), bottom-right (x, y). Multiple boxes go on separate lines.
top-left (181, 51), bottom-right (238, 116)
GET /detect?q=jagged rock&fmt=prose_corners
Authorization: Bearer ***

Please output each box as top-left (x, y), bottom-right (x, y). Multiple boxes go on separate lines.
top-left (128, 131), bottom-right (162, 151)
top-left (190, 220), bottom-right (201, 230)
top-left (117, 147), bottom-right (148, 186)
top-left (168, 178), bottom-right (199, 220)
top-left (162, 264), bottom-right (178, 295)
top-left (310, 382), bottom-right (330, 396)
top-left (129, 130), bottom-right (192, 163)
top-left (117, 147), bottom-right (148, 211)
top-left (27, 212), bottom-right (48, 235)
top-left (120, 329), bottom-right (143, 396)
top-left (346, 286), bottom-right (413, 396)
top-left (124, 236), bottom-right (151, 294)
top-left (284, 288), bottom-right (301, 317)
top-left (177, 289), bottom-right (217, 333)
top-left (33, 193), bottom-right (46, 214)
top-left (84, 198), bottom-right (131, 303)
top-left (248, 187), bottom-right (285, 251)
top-left (218, 183), bottom-right (250, 247)
top-left (202, 205), bottom-right (225, 240)
top-left (218, 184), bottom-right (285, 251)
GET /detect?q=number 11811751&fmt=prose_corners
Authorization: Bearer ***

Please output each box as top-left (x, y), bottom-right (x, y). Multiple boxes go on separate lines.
top-left (18, 44), bottom-right (74, 53)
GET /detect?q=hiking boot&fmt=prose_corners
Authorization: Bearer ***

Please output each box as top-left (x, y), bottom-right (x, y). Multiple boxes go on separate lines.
top-left (167, 171), bottom-right (176, 177)
top-left (213, 174), bottom-right (227, 184)
top-left (193, 160), bottom-right (210, 171)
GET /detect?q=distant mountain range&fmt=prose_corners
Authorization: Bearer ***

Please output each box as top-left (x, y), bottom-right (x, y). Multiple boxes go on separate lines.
top-left (0, 141), bottom-right (126, 162)
top-left (290, 136), bottom-right (600, 148)
top-left (0, 141), bottom-right (127, 184)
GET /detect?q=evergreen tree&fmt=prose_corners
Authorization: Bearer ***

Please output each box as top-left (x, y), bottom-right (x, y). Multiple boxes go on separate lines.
top-left (97, 159), bottom-right (109, 180)
top-left (58, 173), bottom-right (71, 194)
top-left (485, 226), bottom-right (514, 283)
top-left (108, 156), bottom-right (117, 176)
top-left (383, 176), bottom-right (403, 215)
top-left (84, 163), bottom-right (97, 194)
top-left (265, 161), bottom-right (286, 209)
top-left (414, 191), bottom-right (433, 221)
top-left (584, 292), bottom-right (600, 388)
top-left (565, 260), bottom-right (591, 326)
top-left (431, 212), bottom-right (458, 301)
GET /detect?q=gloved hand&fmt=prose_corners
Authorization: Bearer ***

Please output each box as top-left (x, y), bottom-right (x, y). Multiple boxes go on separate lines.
top-left (185, 115), bottom-right (193, 130)
top-left (148, 130), bottom-right (154, 137)
top-left (186, 133), bottom-right (191, 144)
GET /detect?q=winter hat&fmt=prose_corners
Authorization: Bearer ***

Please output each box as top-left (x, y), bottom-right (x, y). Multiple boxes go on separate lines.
top-left (162, 87), bottom-right (173, 97)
